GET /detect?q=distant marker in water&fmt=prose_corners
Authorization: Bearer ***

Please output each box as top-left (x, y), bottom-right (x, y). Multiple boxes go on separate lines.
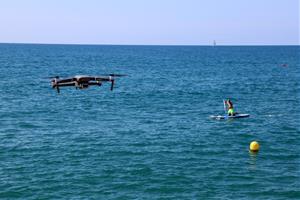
top-left (249, 141), bottom-right (260, 152)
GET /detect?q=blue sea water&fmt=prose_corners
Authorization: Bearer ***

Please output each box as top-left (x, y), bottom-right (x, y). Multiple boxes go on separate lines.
top-left (0, 44), bottom-right (299, 199)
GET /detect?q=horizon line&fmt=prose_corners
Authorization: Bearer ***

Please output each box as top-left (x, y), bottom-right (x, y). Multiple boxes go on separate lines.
top-left (0, 42), bottom-right (299, 47)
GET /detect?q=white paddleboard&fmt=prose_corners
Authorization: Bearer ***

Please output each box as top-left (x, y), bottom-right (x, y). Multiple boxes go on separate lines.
top-left (210, 114), bottom-right (250, 120)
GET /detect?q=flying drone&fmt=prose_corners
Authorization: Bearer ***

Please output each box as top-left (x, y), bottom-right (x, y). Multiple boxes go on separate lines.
top-left (50, 74), bottom-right (126, 93)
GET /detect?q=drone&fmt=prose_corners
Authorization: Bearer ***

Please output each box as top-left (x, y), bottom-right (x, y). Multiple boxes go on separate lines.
top-left (50, 74), bottom-right (126, 93)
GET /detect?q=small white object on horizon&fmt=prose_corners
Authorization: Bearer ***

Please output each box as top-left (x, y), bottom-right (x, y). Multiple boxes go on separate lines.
top-left (213, 40), bottom-right (216, 47)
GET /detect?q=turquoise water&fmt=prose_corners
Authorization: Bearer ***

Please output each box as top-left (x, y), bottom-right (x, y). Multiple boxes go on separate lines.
top-left (0, 44), bottom-right (299, 199)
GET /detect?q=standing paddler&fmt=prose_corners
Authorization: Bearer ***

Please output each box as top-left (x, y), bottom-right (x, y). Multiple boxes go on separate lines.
top-left (225, 99), bottom-right (235, 116)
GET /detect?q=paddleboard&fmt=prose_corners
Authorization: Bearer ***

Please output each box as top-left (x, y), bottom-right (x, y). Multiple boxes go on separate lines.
top-left (210, 113), bottom-right (250, 120)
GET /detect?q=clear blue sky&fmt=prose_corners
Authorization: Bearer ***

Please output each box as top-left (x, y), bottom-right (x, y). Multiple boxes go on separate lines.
top-left (0, 0), bottom-right (299, 45)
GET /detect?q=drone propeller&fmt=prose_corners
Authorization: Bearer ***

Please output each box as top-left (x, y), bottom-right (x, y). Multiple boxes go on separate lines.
top-left (47, 76), bottom-right (60, 79)
top-left (101, 74), bottom-right (127, 77)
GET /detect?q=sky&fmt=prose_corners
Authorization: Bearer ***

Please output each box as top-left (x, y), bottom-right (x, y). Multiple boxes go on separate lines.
top-left (0, 0), bottom-right (299, 45)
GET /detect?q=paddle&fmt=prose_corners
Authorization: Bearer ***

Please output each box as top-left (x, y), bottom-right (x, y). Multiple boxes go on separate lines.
top-left (223, 99), bottom-right (228, 119)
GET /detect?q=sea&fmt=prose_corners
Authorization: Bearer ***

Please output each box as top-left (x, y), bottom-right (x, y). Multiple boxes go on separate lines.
top-left (0, 44), bottom-right (299, 199)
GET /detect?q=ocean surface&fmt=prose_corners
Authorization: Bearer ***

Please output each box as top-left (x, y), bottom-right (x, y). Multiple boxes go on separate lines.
top-left (0, 44), bottom-right (299, 199)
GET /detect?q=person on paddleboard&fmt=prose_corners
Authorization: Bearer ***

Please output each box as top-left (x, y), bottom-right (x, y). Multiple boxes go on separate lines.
top-left (225, 99), bottom-right (235, 116)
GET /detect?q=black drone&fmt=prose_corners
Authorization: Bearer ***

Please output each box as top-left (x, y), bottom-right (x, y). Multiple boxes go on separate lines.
top-left (50, 74), bottom-right (126, 93)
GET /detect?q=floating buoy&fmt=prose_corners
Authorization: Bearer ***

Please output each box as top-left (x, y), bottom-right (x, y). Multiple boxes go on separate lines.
top-left (249, 141), bottom-right (260, 152)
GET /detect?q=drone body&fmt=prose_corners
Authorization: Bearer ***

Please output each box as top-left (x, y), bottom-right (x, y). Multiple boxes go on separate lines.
top-left (51, 74), bottom-right (125, 93)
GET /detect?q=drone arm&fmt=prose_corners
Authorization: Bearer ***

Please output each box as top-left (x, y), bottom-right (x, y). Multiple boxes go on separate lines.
top-left (110, 80), bottom-right (114, 91)
top-left (56, 78), bottom-right (76, 84)
top-left (56, 82), bottom-right (76, 87)
top-left (95, 77), bottom-right (110, 82)
top-left (88, 82), bottom-right (102, 86)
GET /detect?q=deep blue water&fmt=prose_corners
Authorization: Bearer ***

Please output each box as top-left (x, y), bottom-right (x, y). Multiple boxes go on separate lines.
top-left (0, 44), bottom-right (299, 199)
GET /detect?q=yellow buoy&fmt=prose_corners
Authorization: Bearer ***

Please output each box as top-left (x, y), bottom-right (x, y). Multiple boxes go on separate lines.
top-left (250, 141), bottom-right (260, 152)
